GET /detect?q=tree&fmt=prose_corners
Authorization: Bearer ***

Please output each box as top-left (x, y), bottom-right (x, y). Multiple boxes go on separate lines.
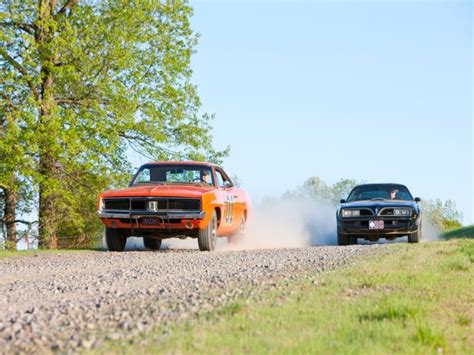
top-left (285, 176), bottom-right (361, 205)
top-left (329, 179), bottom-right (360, 204)
top-left (0, 0), bottom-right (227, 249)
top-left (422, 199), bottom-right (463, 231)
top-left (0, 58), bottom-right (36, 250)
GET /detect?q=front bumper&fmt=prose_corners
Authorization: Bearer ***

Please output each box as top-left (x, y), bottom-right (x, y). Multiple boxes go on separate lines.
top-left (337, 217), bottom-right (419, 235)
top-left (98, 210), bottom-right (206, 231)
top-left (98, 210), bottom-right (206, 220)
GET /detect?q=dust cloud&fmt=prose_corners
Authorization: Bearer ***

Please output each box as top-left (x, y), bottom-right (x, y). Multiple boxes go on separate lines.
top-left (420, 217), bottom-right (442, 242)
top-left (221, 198), bottom-right (337, 250)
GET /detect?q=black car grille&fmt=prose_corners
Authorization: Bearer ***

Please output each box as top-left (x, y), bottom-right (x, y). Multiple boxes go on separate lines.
top-left (104, 199), bottom-right (129, 210)
top-left (103, 198), bottom-right (200, 211)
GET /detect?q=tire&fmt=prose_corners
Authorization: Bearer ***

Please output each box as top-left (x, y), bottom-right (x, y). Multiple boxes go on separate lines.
top-left (337, 232), bottom-right (350, 246)
top-left (143, 237), bottom-right (162, 250)
top-left (198, 210), bottom-right (217, 251)
top-left (228, 216), bottom-right (245, 245)
top-left (106, 228), bottom-right (127, 252)
top-left (408, 225), bottom-right (421, 244)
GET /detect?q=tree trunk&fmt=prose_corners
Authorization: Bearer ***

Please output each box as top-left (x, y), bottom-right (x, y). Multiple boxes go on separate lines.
top-left (37, 86), bottom-right (59, 249)
top-left (37, 2), bottom-right (59, 249)
top-left (2, 187), bottom-right (17, 251)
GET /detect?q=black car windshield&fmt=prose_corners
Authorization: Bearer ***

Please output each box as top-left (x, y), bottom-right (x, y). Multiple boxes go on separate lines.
top-left (131, 165), bottom-right (214, 186)
top-left (346, 184), bottom-right (413, 202)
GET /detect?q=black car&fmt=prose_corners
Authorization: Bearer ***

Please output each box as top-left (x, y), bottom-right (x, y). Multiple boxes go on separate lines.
top-left (336, 183), bottom-right (422, 245)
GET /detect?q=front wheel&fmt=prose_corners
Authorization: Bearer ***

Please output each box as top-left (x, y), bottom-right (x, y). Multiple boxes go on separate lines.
top-left (337, 232), bottom-right (349, 246)
top-left (408, 225), bottom-right (421, 243)
top-left (144, 237), bottom-right (162, 250)
top-left (198, 211), bottom-right (218, 251)
top-left (106, 228), bottom-right (127, 252)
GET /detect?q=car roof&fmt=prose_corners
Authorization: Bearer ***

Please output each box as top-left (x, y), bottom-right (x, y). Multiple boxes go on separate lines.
top-left (352, 183), bottom-right (409, 189)
top-left (144, 161), bottom-right (219, 168)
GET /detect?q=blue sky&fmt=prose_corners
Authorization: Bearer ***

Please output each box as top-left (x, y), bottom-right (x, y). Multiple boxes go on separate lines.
top-left (183, 0), bottom-right (473, 223)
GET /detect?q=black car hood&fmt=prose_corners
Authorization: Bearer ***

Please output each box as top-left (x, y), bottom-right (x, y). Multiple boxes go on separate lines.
top-left (340, 200), bottom-right (418, 209)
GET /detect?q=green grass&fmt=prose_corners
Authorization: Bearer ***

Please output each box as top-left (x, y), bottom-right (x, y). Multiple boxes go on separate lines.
top-left (443, 224), bottom-right (474, 239)
top-left (99, 239), bottom-right (474, 354)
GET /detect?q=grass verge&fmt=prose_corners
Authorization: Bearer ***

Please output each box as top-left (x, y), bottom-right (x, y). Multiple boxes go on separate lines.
top-left (443, 225), bottom-right (474, 239)
top-left (99, 239), bottom-right (474, 354)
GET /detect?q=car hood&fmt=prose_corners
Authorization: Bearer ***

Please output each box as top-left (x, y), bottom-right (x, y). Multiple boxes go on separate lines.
top-left (101, 184), bottom-right (214, 198)
top-left (340, 200), bottom-right (418, 209)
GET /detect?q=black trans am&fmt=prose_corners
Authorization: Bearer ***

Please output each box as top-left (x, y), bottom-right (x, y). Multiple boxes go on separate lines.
top-left (336, 183), bottom-right (422, 245)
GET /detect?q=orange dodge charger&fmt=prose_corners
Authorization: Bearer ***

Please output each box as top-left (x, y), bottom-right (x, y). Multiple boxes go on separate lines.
top-left (98, 161), bottom-right (251, 252)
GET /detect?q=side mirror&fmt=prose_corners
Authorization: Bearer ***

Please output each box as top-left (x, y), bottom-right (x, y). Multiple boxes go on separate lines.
top-left (340, 199), bottom-right (346, 203)
top-left (415, 197), bottom-right (421, 202)
top-left (223, 181), bottom-right (233, 189)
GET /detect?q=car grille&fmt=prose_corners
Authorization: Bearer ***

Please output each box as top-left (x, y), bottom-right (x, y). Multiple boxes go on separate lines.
top-left (104, 199), bottom-right (129, 210)
top-left (103, 198), bottom-right (201, 211)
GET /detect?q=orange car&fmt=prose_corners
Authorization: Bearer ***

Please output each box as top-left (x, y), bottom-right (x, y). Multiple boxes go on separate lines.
top-left (98, 161), bottom-right (251, 252)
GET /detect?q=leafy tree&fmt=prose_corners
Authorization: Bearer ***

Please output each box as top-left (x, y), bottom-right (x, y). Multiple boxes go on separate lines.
top-left (330, 178), bottom-right (360, 203)
top-left (0, 59), bottom-right (36, 249)
top-left (286, 176), bottom-right (361, 205)
top-left (0, 0), bottom-right (227, 249)
top-left (422, 199), bottom-right (463, 231)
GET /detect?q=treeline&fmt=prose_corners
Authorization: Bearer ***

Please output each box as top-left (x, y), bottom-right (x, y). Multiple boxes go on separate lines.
top-left (282, 176), bottom-right (463, 231)
top-left (0, 1), bottom-right (227, 250)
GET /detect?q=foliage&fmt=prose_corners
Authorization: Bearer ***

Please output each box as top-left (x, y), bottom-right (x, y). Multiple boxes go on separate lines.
top-left (422, 199), bottom-right (463, 231)
top-left (284, 176), bottom-right (362, 205)
top-left (0, 0), bottom-right (227, 248)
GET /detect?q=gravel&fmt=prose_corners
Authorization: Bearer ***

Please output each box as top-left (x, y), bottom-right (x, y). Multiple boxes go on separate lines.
top-left (0, 244), bottom-right (386, 353)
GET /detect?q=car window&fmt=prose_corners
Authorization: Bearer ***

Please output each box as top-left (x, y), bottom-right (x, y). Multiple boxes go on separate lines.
top-left (347, 185), bottom-right (413, 202)
top-left (132, 165), bottom-right (214, 186)
top-left (136, 168), bottom-right (151, 183)
top-left (215, 170), bottom-right (225, 188)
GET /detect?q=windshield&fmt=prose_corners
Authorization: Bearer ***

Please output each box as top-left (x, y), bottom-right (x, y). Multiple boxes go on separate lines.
top-left (131, 165), bottom-right (214, 186)
top-left (346, 184), bottom-right (413, 202)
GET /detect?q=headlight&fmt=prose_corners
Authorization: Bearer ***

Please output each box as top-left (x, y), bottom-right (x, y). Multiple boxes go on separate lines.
top-left (341, 209), bottom-right (360, 217)
top-left (99, 198), bottom-right (104, 211)
top-left (393, 208), bottom-right (411, 216)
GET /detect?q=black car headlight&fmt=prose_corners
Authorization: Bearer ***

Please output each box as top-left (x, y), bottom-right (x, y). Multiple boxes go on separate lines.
top-left (393, 208), bottom-right (411, 217)
top-left (341, 209), bottom-right (360, 217)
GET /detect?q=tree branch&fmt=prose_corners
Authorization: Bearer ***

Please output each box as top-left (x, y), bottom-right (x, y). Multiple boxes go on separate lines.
top-left (54, 0), bottom-right (78, 19)
top-left (0, 21), bottom-right (35, 36)
top-left (0, 48), bottom-right (40, 101)
top-left (0, 219), bottom-right (38, 226)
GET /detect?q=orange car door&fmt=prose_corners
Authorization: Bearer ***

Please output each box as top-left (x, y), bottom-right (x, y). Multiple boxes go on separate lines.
top-left (215, 168), bottom-right (238, 234)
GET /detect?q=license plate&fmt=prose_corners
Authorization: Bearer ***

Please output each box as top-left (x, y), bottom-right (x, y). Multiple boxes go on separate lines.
top-left (141, 217), bottom-right (161, 226)
top-left (369, 220), bottom-right (384, 230)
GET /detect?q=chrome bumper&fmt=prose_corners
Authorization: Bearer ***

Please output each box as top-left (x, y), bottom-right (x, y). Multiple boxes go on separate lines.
top-left (98, 210), bottom-right (206, 220)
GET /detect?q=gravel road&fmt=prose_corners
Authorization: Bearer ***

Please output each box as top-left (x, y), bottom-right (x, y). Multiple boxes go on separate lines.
top-left (0, 244), bottom-right (385, 353)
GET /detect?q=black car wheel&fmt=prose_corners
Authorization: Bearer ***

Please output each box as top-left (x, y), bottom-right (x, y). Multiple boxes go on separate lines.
top-left (105, 228), bottom-right (127, 252)
top-left (337, 229), bottom-right (349, 246)
top-left (408, 224), bottom-right (421, 243)
top-left (198, 210), bottom-right (217, 251)
top-left (143, 237), bottom-right (162, 250)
